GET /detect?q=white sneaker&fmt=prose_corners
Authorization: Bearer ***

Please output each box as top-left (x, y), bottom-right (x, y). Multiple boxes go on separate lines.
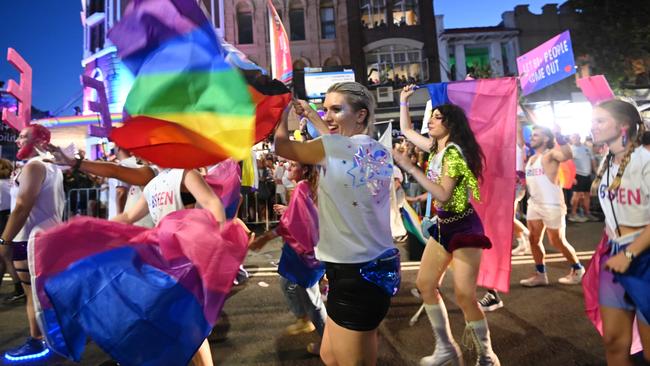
top-left (420, 344), bottom-right (463, 366)
top-left (558, 268), bottom-right (585, 285)
top-left (520, 272), bottom-right (549, 287)
top-left (511, 239), bottom-right (526, 256)
top-left (568, 214), bottom-right (588, 223)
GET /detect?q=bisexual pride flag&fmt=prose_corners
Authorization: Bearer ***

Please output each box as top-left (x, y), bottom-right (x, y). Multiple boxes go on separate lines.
top-left (425, 78), bottom-right (517, 293)
top-left (108, 0), bottom-right (255, 169)
top-left (30, 210), bottom-right (248, 365)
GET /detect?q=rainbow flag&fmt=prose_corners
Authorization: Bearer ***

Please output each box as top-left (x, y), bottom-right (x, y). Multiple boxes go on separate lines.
top-left (400, 203), bottom-right (426, 245)
top-left (108, 0), bottom-right (255, 168)
top-left (31, 210), bottom-right (248, 365)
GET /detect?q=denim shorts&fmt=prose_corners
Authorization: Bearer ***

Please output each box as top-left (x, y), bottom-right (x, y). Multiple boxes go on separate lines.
top-left (599, 232), bottom-right (648, 324)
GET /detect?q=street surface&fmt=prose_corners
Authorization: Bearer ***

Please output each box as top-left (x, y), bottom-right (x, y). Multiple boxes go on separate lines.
top-left (1, 221), bottom-right (647, 365)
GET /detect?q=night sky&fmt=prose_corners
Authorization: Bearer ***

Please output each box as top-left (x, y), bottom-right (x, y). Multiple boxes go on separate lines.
top-left (0, 1), bottom-right (550, 115)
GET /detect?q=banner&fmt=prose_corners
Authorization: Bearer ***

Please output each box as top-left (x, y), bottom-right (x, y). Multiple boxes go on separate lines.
top-left (267, 0), bottom-right (292, 84)
top-left (517, 31), bottom-right (576, 96)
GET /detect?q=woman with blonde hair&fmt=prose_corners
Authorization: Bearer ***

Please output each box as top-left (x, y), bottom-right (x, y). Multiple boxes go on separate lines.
top-left (274, 82), bottom-right (399, 365)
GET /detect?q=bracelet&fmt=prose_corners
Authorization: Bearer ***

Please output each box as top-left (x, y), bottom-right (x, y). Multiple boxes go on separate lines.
top-left (555, 133), bottom-right (568, 146)
top-left (400, 102), bottom-right (409, 107)
top-left (73, 158), bottom-right (83, 171)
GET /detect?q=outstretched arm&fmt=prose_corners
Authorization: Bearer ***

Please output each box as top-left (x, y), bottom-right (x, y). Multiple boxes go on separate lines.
top-left (46, 144), bottom-right (156, 186)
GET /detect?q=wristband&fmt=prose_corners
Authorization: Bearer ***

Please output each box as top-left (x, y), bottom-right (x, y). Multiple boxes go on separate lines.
top-left (400, 102), bottom-right (409, 107)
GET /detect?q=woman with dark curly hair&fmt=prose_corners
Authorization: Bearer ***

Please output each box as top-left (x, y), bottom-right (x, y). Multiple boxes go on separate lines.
top-left (394, 84), bottom-right (499, 366)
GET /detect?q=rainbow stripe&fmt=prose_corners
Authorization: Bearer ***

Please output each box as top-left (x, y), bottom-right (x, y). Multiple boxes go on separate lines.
top-left (34, 113), bottom-right (123, 128)
top-left (107, 0), bottom-right (254, 168)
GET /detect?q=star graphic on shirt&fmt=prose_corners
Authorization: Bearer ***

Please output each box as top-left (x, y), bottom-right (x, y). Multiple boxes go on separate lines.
top-left (346, 144), bottom-right (393, 196)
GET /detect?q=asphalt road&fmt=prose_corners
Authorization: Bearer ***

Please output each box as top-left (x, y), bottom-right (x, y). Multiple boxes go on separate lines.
top-left (0, 220), bottom-right (647, 365)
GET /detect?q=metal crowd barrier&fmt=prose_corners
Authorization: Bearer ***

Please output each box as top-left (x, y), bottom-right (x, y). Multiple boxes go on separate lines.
top-left (64, 188), bottom-right (105, 221)
top-left (238, 191), bottom-right (280, 231)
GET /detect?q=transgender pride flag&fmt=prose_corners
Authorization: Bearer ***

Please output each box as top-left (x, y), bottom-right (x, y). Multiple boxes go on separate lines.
top-left (30, 210), bottom-right (248, 365)
top-left (426, 78), bottom-right (518, 293)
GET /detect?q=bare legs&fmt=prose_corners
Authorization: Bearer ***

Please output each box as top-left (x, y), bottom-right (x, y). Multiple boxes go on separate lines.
top-left (319, 318), bottom-right (378, 366)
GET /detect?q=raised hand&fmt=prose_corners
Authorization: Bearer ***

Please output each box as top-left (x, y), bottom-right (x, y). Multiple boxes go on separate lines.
top-left (400, 84), bottom-right (418, 103)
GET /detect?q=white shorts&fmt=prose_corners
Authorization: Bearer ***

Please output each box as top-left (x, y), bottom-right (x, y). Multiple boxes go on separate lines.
top-left (526, 202), bottom-right (566, 230)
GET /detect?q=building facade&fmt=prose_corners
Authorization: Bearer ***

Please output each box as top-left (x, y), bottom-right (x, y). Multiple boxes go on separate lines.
top-left (223, 0), bottom-right (350, 72)
top-left (435, 15), bottom-right (519, 82)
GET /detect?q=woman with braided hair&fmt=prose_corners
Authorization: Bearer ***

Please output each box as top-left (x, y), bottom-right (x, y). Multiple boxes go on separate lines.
top-left (588, 99), bottom-right (650, 365)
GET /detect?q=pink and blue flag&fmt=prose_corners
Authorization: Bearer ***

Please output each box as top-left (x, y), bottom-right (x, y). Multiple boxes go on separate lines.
top-left (426, 78), bottom-right (518, 293)
top-left (205, 159), bottom-right (242, 218)
top-left (30, 210), bottom-right (248, 365)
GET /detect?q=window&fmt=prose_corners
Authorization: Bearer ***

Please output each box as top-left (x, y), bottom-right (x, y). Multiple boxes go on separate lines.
top-left (366, 44), bottom-right (428, 86)
top-left (237, 4), bottom-right (253, 44)
top-left (392, 0), bottom-right (418, 26)
top-left (87, 0), bottom-right (105, 16)
top-left (320, 2), bottom-right (335, 39)
top-left (289, 1), bottom-right (305, 41)
top-left (89, 23), bottom-right (105, 52)
top-left (360, 0), bottom-right (386, 29)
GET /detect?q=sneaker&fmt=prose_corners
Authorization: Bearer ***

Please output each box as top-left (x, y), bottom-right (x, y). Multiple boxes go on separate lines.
top-left (567, 214), bottom-right (588, 223)
top-left (558, 268), bottom-right (585, 285)
top-left (4, 337), bottom-right (50, 361)
top-left (478, 292), bottom-right (504, 312)
top-left (586, 214), bottom-right (600, 222)
top-left (2, 291), bottom-right (26, 305)
top-left (285, 318), bottom-right (316, 335)
top-left (511, 240), bottom-right (527, 256)
top-left (520, 272), bottom-right (549, 287)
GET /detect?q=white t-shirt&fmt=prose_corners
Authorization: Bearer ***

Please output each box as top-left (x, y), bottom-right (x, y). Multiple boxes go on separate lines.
top-left (0, 179), bottom-right (12, 211)
top-left (316, 134), bottom-right (395, 263)
top-left (597, 147), bottom-right (650, 239)
top-left (274, 164), bottom-right (286, 196)
top-left (143, 168), bottom-right (185, 226)
top-left (11, 157), bottom-right (65, 242)
top-left (124, 164), bottom-right (159, 228)
top-left (107, 156), bottom-right (140, 219)
top-left (571, 144), bottom-right (594, 177)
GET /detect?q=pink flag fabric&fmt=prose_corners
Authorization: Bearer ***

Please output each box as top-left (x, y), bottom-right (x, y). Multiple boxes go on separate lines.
top-left (274, 180), bottom-right (319, 266)
top-left (582, 232), bottom-right (643, 354)
top-left (447, 78), bottom-right (518, 293)
top-left (33, 210), bottom-right (249, 325)
top-left (577, 75), bottom-right (615, 105)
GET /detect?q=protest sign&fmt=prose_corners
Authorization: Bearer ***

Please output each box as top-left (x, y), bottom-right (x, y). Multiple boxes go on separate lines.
top-left (517, 31), bottom-right (576, 96)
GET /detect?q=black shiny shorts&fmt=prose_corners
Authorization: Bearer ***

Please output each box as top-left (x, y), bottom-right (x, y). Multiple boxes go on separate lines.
top-left (325, 262), bottom-right (391, 331)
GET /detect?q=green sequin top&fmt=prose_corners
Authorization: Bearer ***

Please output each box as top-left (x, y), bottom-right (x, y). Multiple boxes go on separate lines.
top-left (426, 144), bottom-right (481, 213)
